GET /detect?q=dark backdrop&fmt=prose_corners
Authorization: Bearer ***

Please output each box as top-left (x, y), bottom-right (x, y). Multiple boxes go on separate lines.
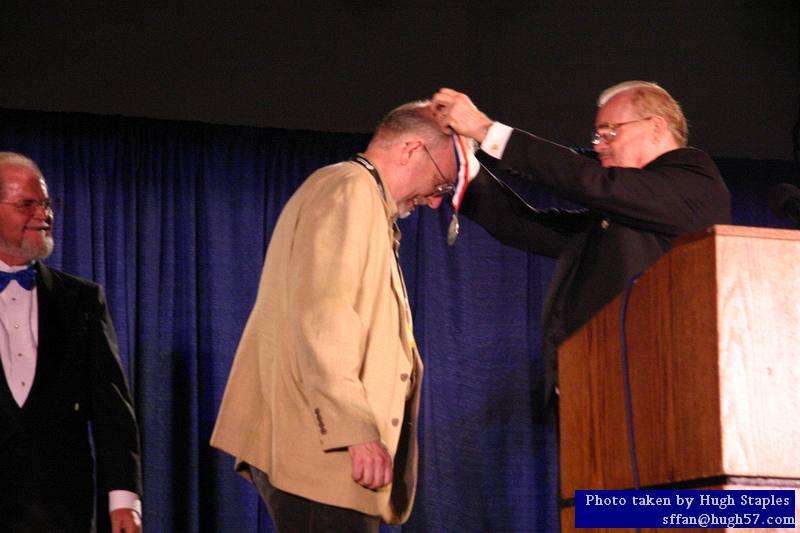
top-left (1, 1), bottom-right (798, 161)
top-left (0, 107), bottom-right (797, 532)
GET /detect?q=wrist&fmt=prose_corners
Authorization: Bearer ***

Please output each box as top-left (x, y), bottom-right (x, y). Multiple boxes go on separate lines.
top-left (474, 119), bottom-right (493, 143)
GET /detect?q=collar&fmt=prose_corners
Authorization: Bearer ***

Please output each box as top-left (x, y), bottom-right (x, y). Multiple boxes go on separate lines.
top-left (352, 154), bottom-right (399, 222)
top-left (0, 258), bottom-right (35, 273)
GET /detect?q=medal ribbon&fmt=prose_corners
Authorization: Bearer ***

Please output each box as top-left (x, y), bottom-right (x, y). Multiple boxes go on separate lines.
top-left (450, 130), bottom-right (469, 213)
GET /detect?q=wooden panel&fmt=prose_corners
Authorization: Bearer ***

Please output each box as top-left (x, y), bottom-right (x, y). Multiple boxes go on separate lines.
top-left (715, 233), bottom-right (800, 476)
top-left (557, 296), bottom-right (632, 497)
top-left (559, 234), bottom-right (723, 497)
top-left (676, 225), bottom-right (800, 246)
top-left (559, 225), bottom-right (800, 500)
top-left (624, 236), bottom-right (723, 484)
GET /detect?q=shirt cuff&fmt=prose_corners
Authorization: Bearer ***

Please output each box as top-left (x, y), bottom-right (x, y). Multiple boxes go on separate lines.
top-left (109, 490), bottom-right (142, 516)
top-left (480, 122), bottom-right (514, 160)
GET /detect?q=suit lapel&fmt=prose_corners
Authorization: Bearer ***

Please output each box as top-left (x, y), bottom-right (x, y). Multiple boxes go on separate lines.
top-left (387, 236), bottom-right (416, 366)
top-left (356, 159), bottom-right (416, 365)
top-left (25, 262), bottom-right (67, 410)
top-left (0, 363), bottom-right (19, 416)
top-left (0, 369), bottom-right (18, 449)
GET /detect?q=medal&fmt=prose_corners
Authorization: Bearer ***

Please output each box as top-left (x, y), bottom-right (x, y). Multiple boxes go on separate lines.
top-left (447, 213), bottom-right (460, 246)
top-left (448, 130), bottom-right (471, 246)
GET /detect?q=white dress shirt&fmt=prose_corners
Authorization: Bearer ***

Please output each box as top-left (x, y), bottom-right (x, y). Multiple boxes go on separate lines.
top-left (0, 260), bottom-right (38, 406)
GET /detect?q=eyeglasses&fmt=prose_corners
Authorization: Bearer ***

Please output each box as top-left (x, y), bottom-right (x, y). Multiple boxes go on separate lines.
top-left (591, 116), bottom-right (652, 145)
top-left (422, 145), bottom-right (455, 196)
top-left (0, 198), bottom-right (55, 214)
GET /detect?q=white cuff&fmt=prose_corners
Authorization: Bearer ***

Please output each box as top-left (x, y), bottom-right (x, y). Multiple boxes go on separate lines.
top-left (480, 122), bottom-right (514, 160)
top-left (109, 490), bottom-right (142, 516)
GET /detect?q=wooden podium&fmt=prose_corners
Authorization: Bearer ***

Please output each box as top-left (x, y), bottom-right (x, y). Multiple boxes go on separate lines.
top-left (558, 226), bottom-right (800, 532)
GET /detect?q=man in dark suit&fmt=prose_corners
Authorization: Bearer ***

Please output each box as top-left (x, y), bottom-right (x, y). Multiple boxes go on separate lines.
top-left (432, 81), bottom-right (731, 399)
top-left (0, 152), bottom-right (142, 533)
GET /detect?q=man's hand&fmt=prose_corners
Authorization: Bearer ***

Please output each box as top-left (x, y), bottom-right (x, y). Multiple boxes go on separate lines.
top-left (348, 440), bottom-right (393, 490)
top-left (111, 508), bottom-right (141, 533)
top-left (431, 88), bottom-right (494, 143)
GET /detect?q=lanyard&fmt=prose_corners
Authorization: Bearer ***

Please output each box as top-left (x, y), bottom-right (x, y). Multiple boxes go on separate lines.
top-left (350, 154), bottom-right (387, 202)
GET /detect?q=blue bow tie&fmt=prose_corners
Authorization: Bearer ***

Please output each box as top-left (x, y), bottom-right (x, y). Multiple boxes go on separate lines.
top-left (0, 264), bottom-right (36, 292)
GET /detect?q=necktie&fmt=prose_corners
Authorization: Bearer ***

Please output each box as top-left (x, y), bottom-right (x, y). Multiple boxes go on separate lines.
top-left (0, 264), bottom-right (36, 292)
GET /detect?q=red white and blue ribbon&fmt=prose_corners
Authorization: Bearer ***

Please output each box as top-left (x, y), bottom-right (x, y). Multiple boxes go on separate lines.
top-left (450, 130), bottom-right (469, 214)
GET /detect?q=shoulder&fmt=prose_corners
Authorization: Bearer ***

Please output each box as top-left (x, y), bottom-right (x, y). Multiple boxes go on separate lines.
top-left (308, 161), bottom-right (376, 191)
top-left (647, 147), bottom-right (723, 179)
top-left (301, 161), bottom-right (382, 210)
top-left (651, 147), bottom-right (715, 168)
top-left (38, 263), bottom-right (104, 298)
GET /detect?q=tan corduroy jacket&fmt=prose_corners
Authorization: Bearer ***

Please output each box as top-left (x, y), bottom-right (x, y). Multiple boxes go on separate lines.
top-left (210, 159), bottom-right (423, 524)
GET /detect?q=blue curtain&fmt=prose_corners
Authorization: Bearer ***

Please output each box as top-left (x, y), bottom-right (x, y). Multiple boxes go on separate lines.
top-left (0, 107), bottom-right (796, 533)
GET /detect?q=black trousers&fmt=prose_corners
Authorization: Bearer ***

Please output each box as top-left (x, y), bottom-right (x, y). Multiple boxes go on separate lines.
top-left (249, 466), bottom-right (380, 533)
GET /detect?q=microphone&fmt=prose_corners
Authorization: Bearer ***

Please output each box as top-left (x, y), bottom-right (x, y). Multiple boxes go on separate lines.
top-left (767, 183), bottom-right (800, 228)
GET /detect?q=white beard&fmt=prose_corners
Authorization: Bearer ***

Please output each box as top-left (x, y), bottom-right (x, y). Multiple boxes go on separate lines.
top-left (0, 234), bottom-right (54, 262)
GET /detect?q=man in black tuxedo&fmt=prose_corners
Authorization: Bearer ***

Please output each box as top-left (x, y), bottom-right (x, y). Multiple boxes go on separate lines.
top-left (432, 81), bottom-right (731, 400)
top-left (0, 153), bottom-right (142, 533)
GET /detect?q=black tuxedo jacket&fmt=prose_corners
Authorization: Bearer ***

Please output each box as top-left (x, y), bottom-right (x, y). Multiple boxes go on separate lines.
top-left (0, 263), bottom-right (142, 532)
top-left (461, 129), bottom-right (731, 402)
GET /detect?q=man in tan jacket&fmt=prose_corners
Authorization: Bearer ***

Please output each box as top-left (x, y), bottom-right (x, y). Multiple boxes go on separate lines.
top-left (211, 101), bottom-right (459, 532)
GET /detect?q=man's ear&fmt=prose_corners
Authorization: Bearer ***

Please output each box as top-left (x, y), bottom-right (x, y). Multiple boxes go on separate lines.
top-left (650, 115), bottom-right (669, 144)
top-left (400, 139), bottom-right (423, 164)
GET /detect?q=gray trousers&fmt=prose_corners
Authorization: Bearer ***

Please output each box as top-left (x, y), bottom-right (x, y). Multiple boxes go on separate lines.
top-left (249, 465), bottom-right (380, 533)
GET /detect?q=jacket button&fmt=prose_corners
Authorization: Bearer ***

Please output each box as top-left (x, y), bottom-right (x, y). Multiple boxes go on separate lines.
top-left (600, 219), bottom-right (610, 229)
top-left (400, 373), bottom-right (409, 382)
top-left (391, 418), bottom-right (400, 427)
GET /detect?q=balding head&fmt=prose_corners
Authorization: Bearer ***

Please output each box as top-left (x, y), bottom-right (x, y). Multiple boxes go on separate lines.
top-left (369, 100), bottom-right (450, 150)
top-left (598, 81), bottom-right (688, 147)
top-left (0, 152), bottom-right (45, 200)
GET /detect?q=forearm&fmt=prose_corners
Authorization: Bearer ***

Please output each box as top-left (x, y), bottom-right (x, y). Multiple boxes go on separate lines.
top-left (498, 132), bottom-right (730, 234)
top-left (461, 169), bottom-right (581, 257)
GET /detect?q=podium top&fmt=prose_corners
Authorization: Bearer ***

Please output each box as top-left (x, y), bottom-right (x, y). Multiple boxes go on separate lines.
top-left (674, 224), bottom-right (800, 247)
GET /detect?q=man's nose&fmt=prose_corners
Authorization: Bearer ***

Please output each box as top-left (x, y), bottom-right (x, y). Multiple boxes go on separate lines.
top-left (31, 204), bottom-right (51, 221)
top-left (425, 196), bottom-right (444, 209)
